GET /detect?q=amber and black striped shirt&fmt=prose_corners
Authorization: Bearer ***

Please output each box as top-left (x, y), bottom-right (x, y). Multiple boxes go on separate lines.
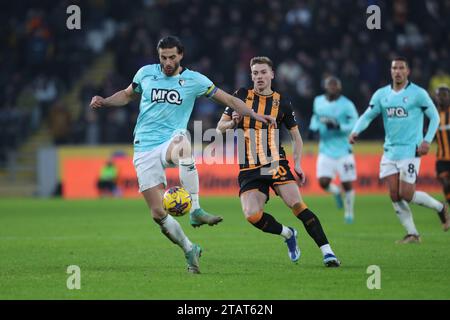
top-left (224, 88), bottom-right (298, 171)
top-left (436, 107), bottom-right (450, 160)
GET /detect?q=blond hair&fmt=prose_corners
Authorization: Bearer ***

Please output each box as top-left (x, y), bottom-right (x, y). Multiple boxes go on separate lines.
top-left (250, 56), bottom-right (273, 69)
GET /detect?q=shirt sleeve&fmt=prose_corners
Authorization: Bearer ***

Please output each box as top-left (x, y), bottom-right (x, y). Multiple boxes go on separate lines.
top-left (281, 100), bottom-right (298, 130)
top-left (193, 72), bottom-right (218, 98)
top-left (309, 98), bottom-right (320, 131)
top-left (352, 90), bottom-right (382, 135)
top-left (339, 100), bottom-right (359, 133)
top-left (418, 89), bottom-right (440, 143)
top-left (132, 67), bottom-right (144, 94)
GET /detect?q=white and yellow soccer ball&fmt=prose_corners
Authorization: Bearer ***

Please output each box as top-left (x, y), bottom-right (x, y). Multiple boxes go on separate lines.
top-left (162, 186), bottom-right (192, 217)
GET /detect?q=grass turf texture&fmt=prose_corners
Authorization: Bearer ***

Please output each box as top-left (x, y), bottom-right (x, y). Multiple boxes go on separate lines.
top-left (1, 195), bottom-right (449, 300)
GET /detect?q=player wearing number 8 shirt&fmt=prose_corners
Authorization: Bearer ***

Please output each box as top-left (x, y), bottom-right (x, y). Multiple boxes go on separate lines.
top-left (350, 57), bottom-right (449, 244)
top-left (217, 56), bottom-right (340, 267)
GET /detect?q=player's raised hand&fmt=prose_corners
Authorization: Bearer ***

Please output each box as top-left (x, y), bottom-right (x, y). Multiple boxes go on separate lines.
top-left (294, 165), bottom-right (306, 186)
top-left (90, 96), bottom-right (105, 109)
top-left (349, 132), bottom-right (358, 144)
top-left (417, 141), bottom-right (430, 156)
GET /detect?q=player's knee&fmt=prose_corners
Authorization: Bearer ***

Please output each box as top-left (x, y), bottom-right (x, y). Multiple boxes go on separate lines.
top-left (177, 136), bottom-right (192, 159)
top-left (245, 210), bottom-right (263, 224)
top-left (399, 189), bottom-right (414, 202)
top-left (389, 190), bottom-right (400, 202)
top-left (291, 202), bottom-right (308, 216)
top-left (318, 178), bottom-right (330, 190)
top-left (243, 205), bottom-right (257, 217)
top-left (342, 182), bottom-right (353, 192)
top-left (284, 197), bottom-right (299, 209)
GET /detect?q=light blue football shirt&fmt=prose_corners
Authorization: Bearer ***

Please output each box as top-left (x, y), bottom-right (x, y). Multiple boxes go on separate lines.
top-left (132, 64), bottom-right (217, 152)
top-left (352, 82), bottom-right (440, 160)
top-left (309, 95), bottom-right (359, 158)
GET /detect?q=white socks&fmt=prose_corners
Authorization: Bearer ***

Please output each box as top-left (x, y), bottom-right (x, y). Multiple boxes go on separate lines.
top-left (392, 192), bottom-right (444, 236)
top-left (179, 157), bottom-right (200, 211)
top-left (344, 190), bottom-right (355, 218)
top-left (159, 214), bottom-right (193, 253)
top-left (326, 184), bottom-right (354, 219)
top-left (326, 183), bottom-right (341, 195)
top-left (320, 244), bottom-right (334, 257)
top-left (411, 191), bottom-right (444, 212)
top-left (392, 201), bottom-right (419, 235)
top-left (280, 225), bottom-right (293, 239)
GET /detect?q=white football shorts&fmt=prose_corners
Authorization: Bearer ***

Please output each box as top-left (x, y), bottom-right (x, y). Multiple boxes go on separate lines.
top-left (316, 153), bottom-right (357, 182)
top-left (133, 136), bottom-right (180, 193)
top-left (379, 155), bottom-right (421, 184)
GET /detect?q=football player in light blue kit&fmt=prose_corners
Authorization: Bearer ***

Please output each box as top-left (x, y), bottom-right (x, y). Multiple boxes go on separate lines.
top-left (350, 57), bottom-right (447, 244)
top-left (309, 76), bottom-right (359, 223)
top-left (90, 36), bottom-right (274, 273)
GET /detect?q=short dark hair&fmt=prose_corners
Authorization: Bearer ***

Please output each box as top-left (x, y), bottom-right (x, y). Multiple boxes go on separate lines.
top-left (392, 56), bottom-right (409, 67)
top-left (250, 56), bottom-right (273, 69)
top-left (324, 76), bottom-right (342, 88)
top-left (157, 36), bottom-right (184, 54)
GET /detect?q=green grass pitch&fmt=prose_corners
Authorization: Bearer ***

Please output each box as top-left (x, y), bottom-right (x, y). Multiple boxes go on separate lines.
top-left (1, 195), bottom-right (449, 300)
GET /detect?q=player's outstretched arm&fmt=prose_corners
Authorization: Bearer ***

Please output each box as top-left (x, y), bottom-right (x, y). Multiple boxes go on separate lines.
top-left (349, 104), bottom-right (380, 144)
top-left (309, 112), bottom-right (320, 133)
top-left (90, 84), bottom-right (139, 109)
top-left (423, 102), bottom-right (440, 144)
top-left (340, 103), bottom-right (359, 133)
top-left (289, 127), bottom-right (306, 185)
top-left (418, 102), bottom-right (440, 155)
top-left (350, 89), bottom-right (382, 144)
top-left (212, 89), bottom-right (276, 126)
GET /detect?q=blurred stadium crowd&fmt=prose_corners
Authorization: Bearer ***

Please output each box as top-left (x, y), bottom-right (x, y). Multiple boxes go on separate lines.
top-left (1, 0), bottom-right (450, 166)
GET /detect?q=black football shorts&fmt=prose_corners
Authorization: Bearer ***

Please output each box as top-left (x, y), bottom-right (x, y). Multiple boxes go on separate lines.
top-left (238, 160), bottom-right (297, 201)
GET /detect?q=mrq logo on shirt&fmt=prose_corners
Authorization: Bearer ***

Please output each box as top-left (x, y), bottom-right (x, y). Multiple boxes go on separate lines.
top-left (151, 89), bottom-right (183, 105)
top-left (386, 107), bottom-right (408, 118)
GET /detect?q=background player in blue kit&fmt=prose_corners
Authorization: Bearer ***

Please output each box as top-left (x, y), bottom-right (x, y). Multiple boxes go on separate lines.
top-left (309, 76), bottom-right (359, 223)
top-left (90, 36), bottom-right (275, 273)
top-left (350, 57), bottom-right (449, 243)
